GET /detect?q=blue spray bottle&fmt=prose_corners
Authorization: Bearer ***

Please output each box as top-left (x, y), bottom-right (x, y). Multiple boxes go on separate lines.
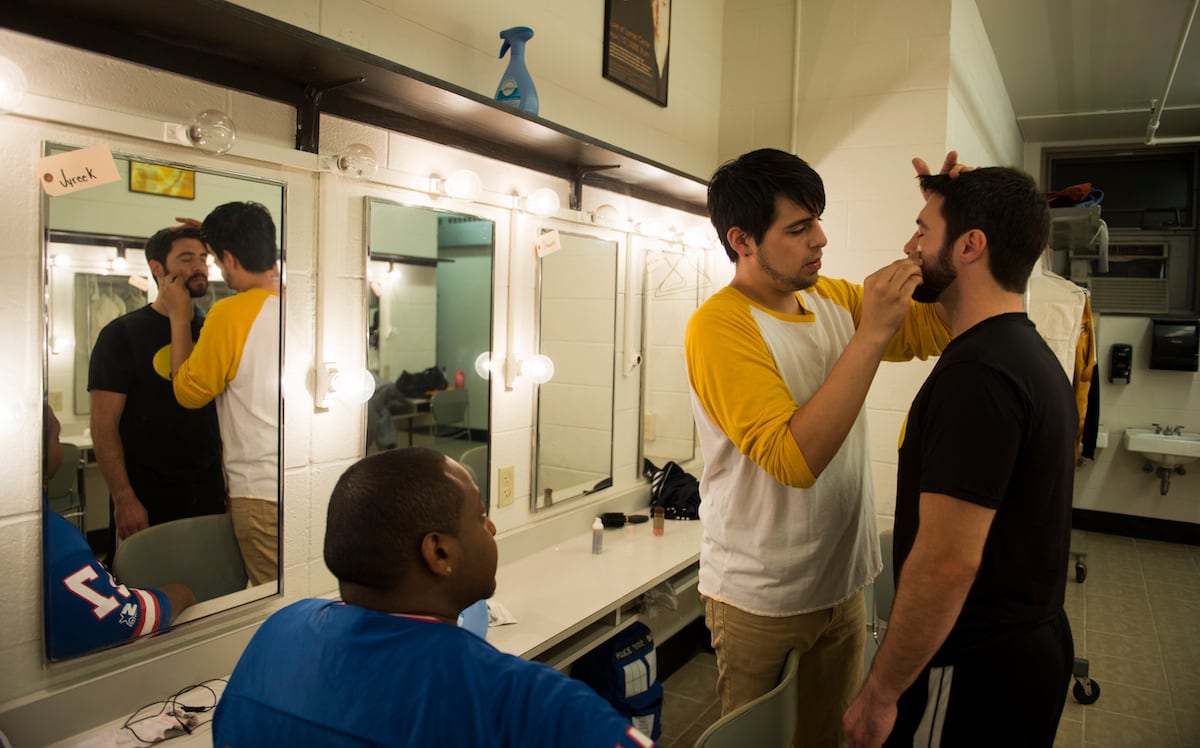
top-left (495, 26), bottom-right (538, 115)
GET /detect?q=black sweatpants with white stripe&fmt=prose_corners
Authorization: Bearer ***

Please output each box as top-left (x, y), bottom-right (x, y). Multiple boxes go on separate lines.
top-left (885, 609), bottom-right (1074, 748)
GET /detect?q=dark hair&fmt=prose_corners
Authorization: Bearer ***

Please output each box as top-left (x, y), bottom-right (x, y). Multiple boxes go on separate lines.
top-left (144, 227), bottom-right (203, 270)
top-left (201, 201), bottom-right (278, 273)
top-left (323, 448), bottom-right (462, 590)
top-left (707, 148), bottom-right (826, 263)
top-left (918, 168), bottom-right (1050, 293)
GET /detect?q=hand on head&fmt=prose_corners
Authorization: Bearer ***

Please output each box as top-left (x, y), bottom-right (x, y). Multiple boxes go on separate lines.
top-left (170, 217), bottom-right (202, 232)
top-left (913, 151), bottom-right (973, 199)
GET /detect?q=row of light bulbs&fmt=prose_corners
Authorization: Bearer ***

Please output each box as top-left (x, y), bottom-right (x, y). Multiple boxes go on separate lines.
top-left (319, 351), bottom-right (555, 408)
top-left (50, 250), bottom-right (224, 280)
top-left (3, 53), bottom-right (722, 246)
top-left (0, 54), bottom-right (713, 410)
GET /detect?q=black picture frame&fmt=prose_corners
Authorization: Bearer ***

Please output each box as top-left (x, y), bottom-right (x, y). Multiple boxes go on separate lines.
top-left (603, 0), bottom-right (670, 107)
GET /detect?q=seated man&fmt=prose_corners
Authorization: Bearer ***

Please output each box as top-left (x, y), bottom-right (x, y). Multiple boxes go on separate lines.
top-left (214, 448), bottom-right (655, 747)
top-left (43, 406), bottom-right (195, 660)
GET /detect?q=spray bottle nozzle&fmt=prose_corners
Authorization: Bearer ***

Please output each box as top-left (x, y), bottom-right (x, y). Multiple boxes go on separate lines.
top-left (498, 26), bottom-right (535, 58)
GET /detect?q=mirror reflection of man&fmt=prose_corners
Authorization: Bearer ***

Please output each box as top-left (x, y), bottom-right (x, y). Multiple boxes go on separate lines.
top-left (88, 227), bottom-right (226, 555)
top-left (163, 203), bottom-right (281, 587)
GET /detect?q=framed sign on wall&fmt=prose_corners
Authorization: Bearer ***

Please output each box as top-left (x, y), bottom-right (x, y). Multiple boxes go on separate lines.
top-left (129, 160), bottom-right (195, 199)
top-left (603, 0), bottom-right (671, 106)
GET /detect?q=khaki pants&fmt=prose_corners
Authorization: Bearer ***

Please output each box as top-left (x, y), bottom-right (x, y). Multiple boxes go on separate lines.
top-left (704, 591), bottom-right (866, 748)
top-left (230, 497), bottom-right (279, 586)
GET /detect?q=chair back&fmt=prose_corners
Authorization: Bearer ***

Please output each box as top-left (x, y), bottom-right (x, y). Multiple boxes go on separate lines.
top-left (874, 529), bottom-right (896, 642)
top-left (430, 388), bottom-right (470, 438)
top-left (113, 514), bottom-right (248, 603)
top-left (47, 442), bottom-right (82, 501)
top-left (47, 443), bottom-right (84, 527)
top-left (693, 648), bottom-right (800, 748)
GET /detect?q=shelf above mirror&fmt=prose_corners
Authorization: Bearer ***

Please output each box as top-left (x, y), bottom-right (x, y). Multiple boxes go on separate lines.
top-left (1, 0), bottom-right (709, 215)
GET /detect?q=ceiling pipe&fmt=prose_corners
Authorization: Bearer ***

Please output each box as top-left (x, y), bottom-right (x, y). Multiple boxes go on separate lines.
top-left (1145, 0), bottom-right (1199, 145)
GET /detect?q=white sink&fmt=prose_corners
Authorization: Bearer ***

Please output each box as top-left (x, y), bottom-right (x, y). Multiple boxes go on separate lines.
top-left (1123, 428), bottom-right (1200, 468)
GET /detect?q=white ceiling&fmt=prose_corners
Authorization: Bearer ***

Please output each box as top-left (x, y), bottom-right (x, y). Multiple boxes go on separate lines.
top-left (974, 0), bottom-right (1200, 143)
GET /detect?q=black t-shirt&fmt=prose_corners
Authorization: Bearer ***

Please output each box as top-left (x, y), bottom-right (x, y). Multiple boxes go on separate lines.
top-left (88, 305), bottom-right (225, 523)
top-left (894, 313), bottom-right (1077, 663)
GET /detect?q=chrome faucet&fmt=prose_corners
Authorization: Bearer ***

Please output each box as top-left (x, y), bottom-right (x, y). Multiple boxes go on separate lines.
top-left (1153, 423), bottom-right (1163, 434)
top-left (1168, 425), bottom-right (1184, 436)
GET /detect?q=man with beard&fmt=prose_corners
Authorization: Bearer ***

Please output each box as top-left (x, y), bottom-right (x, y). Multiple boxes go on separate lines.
top-left (89, 227), bottom-right (225, 552)
top-left (844, 168), bottom-right (1076, 747)
top-left (684, 148), bottom-right (953, 747)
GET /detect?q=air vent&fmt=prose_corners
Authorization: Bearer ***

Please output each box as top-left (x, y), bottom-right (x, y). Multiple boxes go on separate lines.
top-left (1088, 278), bottom-right (1169, 314)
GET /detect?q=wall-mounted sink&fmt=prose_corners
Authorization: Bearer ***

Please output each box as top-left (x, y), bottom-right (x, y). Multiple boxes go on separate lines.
top-left (1123, 428), bottom-right (1200, 468)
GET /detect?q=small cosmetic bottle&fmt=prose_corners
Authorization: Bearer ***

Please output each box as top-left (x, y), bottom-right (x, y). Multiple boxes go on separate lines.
top-left (592, 517), bottom-right (604, 554)
top-left (653, 506), bottom-right (665, 536)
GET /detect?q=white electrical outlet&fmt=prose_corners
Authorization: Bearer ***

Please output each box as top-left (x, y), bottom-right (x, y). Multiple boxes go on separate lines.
top-left (497, 465), bottom-right (515, 507)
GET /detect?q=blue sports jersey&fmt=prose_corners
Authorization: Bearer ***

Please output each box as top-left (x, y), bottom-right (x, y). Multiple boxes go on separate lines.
top-left (214, 599), bottom-right (656, 748)
top-left (44, 511), bottom-right (172, 660)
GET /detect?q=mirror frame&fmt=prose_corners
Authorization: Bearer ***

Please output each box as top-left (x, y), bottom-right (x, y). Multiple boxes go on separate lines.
top-left (637, 240), bottom-right (707, 473)
top-left (529, 225), bottom-right (623, 512)
top-left (40, 141), bottom-right (287, 663)
top-left (362, 195), bottom-right (496, 509)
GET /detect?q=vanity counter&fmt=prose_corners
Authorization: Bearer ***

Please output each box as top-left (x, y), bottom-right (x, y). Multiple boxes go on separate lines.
top-left (490, 518), bottom-right (703, 669)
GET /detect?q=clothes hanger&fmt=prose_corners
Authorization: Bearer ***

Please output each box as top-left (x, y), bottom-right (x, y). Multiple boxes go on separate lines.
top-left (650, 247), bottom-right (712, 298)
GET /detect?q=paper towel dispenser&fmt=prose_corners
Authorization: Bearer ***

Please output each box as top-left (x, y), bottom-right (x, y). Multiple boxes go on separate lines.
top-left (1110, 343), bottom-right (1133, 384)
top-left (1149, 319), bottom-right (1199, 372)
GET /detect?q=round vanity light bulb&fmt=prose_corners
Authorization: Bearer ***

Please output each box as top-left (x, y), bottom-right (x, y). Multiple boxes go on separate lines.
top-left (474, 351), bottom-right (493, 380)
top-left (335, 143), bottom-right (379, 181)
top-left (591, 203), bottom-right (624, 228)
top-left (526, 188), bottom-right (561, 217)
top-left (0, 398), bottom-right (27, 440)
top-left (51, 255), bottom-right (72, 268)
top-left (110, 256), bottom-right (130, 273)
top-left (442, 169), bottom-right (483, 200)
top-left (0, 55), bottom-right (28, 114)
top-left (638, 217), bottom-right (670, 240)
top-left (520, 354), bottom-right (555, 384)
top-left (51, 335), bottom-right (74, 355)
top-left (683, 225), bottom-right (716, 249)
top-left (330, 366), bottom-right (376, 405)
top-left (186, 109), bottom-right (237, 154)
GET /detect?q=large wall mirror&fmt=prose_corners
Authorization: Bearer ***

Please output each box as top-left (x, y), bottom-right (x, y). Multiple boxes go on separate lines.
top-left (364, 197), bottom-right (493, 499)
top-left (532, 229), bottom-right (618, 510)
top-left (42, 143), bottom-right (285, 661)
top-left (639, 245), bottom-right (707, 472)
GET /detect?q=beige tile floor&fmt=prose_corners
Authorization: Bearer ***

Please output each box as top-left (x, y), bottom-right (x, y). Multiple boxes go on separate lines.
top-left (657, 530), bottom-right (1200, 748)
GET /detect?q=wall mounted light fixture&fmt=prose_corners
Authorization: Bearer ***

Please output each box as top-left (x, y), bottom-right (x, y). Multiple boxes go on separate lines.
top-left (474, 351), bottom-right (495, 380)
top-left (109, 251), bottom-right (130, 274)
top-left (0, 55), bottom-right (27, 114)
top-left (330, 143), bottom-right (379, 180)
top-left (435, 169), bottom-right (483, 200)
top-left (474, 350), bottom-right (554, 388)
top-left (683, 225), bottom-right (718, 250)
top-left (525, 187), bottom-right (561, 217)
top-left (637, 217), bottom-right (673, 240)
top-left (590, 203), bottom-right (625, 229)
top-left (185, 109), bottom-right (237, 154)
top-left (314, 362), bottom-right (375, 409)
